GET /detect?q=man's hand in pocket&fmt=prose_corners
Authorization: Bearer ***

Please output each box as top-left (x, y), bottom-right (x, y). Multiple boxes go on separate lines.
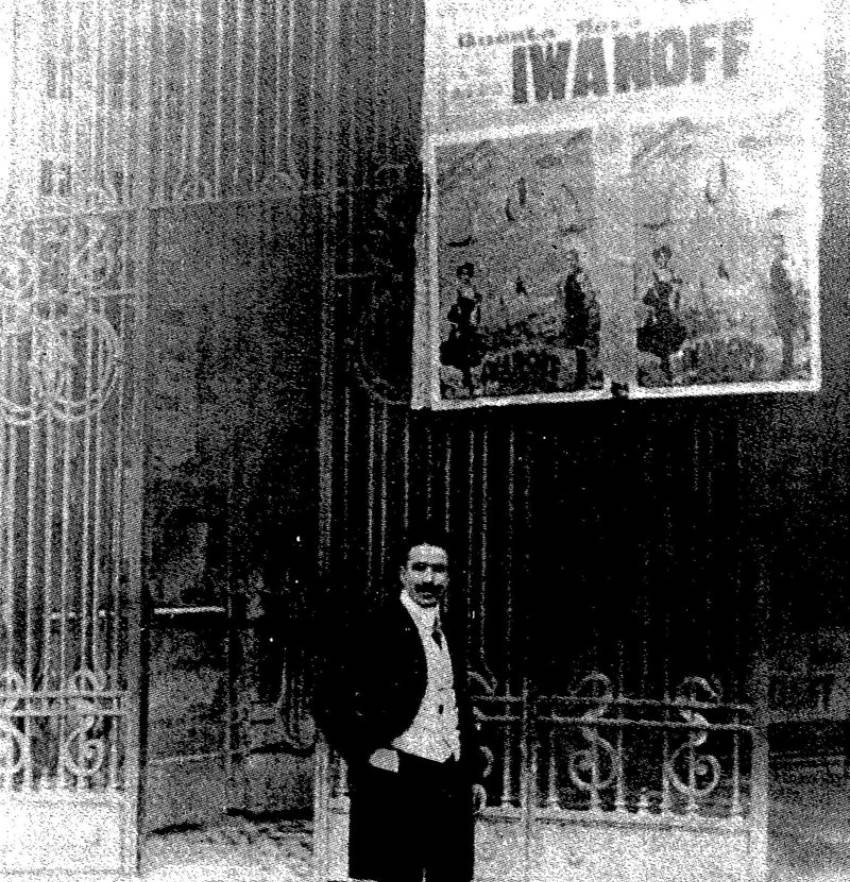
top-left (368, 748), bottom-right (400, 772)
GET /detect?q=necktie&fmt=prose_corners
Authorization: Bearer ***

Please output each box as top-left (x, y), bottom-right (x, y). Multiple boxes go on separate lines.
top-left (432, 617), bottom-right (443, 649)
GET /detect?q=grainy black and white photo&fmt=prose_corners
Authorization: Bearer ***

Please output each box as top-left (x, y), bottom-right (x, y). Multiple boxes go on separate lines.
top-left (0, 0), bottom-right (849, 880)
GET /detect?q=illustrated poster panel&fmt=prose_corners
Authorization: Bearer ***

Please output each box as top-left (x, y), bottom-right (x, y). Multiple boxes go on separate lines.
top-left (412, 0), bottom-right (824, 409)
top-left (631, 110), bottom-right (818, 391)
top-left (434, 129), bottom-right (607, 403)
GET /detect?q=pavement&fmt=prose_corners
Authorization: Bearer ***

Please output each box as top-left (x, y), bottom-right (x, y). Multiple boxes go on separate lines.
top-left (769, 769), bottom-right (850, 882)
top-left (141, 816), bottom-right (313, 882)
top-left (137, 770), bottom-right (850, 882)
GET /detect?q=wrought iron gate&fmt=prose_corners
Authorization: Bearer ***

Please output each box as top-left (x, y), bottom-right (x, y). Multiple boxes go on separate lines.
top-left (3, 0), bottom-right (340, 867)
top-left (0, 0), bottom-right (150, 872)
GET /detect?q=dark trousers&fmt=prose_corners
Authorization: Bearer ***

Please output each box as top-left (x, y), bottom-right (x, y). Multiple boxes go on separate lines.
top-left (348, 753), bottom-right (474, 882)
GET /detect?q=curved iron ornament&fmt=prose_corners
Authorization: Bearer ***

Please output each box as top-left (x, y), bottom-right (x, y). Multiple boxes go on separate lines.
top-left (0, 670), bottom-right (28, 784)
top-left (468, 667), bottom-right (498, 780)
top-left (60, 668), bottom-right (108, 782)
top-left (1, 217), bottom-right (123, 426)
top-left (567, 672), bottom-right (618, 795)
top-left (665, 675), bottom-right (722, 801)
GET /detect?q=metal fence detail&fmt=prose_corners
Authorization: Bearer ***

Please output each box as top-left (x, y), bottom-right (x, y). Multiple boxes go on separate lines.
top-left (474, 674), bottom-right (753, 821)
top-left (315, 671), bottom-right (765, 881)
top-left (1, 0), bottom-right (150, 807)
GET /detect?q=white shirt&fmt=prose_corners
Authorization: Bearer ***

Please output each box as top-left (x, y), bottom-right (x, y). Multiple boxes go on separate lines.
top-left (391, 592), bottom-right (461, 762)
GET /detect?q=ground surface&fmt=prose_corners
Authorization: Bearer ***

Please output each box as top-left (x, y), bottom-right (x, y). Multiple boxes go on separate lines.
top-left (140, 772), bottom-right (850, 882)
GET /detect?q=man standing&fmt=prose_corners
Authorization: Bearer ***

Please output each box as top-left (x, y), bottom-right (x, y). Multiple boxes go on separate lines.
top-left (314, 532), bottom-right (484, 882)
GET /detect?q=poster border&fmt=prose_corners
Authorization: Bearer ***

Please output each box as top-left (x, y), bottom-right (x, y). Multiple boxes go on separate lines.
top-left (414, 4), bottom-right (825, 411)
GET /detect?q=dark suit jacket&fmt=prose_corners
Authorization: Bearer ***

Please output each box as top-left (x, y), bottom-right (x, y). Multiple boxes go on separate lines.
top-left (313, 595), bottom-right (482, 779)
top-left (312, 595), bottom-right (483, 881)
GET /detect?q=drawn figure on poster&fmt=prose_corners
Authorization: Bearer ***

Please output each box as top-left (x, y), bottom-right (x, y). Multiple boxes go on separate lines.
top-left (637, 244), bottom-right (688, 383)
top-left (439, 262), bottom-right (484, 394)
top-left (560, 248), bottom-right (601, 390)
top-left (768, 232), bottom-right (804, 379)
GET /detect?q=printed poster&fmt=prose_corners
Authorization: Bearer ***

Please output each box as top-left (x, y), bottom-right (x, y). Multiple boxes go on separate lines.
top-left (411, 0), bottom-right (824, 408)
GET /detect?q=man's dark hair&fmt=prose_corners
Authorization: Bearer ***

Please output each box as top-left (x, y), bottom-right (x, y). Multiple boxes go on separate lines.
top-left (399, 521), bottom-right (452, 563)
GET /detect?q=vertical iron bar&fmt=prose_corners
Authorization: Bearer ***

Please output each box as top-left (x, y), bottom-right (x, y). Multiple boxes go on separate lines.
top-left (80, 247), bottom-right (96, 680)
top-left (589, 725), bottom-right (600, 812)
top-left (102, 0), bottom-right (112, 194)
top-left (42, 386), bottom-right (55, 693)
top-left (24, 344), bottom-right (37, 791)
top-left (3, 348), bottom-right (16, 681)
top-left (89, 0), bottom-right (101, 197)
top-left (505, 427), bottom-right (515, 681)
top-left (402, 414), bottom-right (410, 533)
top-left (615, 687), bottom-right (626, 813)
top-left (311, 735), bottom-right (331, 882)
top-left (191, 0), bottom-right (203, 190)
top-left (214, 0), bottom-right (224, 198)
top-left (91, 259), bottom-right (107, 679)
top-left (385, 0), bottom-right (396, 150)
top-left (731, 722), bottom-right (742, 818)
top-left (307, 0), bottom-right (320, 187)
top-left (272, 0), bottom-right (283, 174)
top-left (233, 0), bottom-right (245, 191)
top-left (686, 734), bottom-right (697, 815)
top-left (545, 722), bottom-right (558, 809)
top-left (121, 0), bottom-right (131, 203)
top-left (156, 0), bottom-right (168, 202)
top-left (121, 0), bottom-right (153, 860)
top-left (478, 425), bottom-right (488, 664)
top-left (366, 401), bottom-right (375, 586)
top-left (749, 555), bottom-right (771, 881)
top-left (285, 0), bottom-right (295, 171)
top-left (316, 0), bottom-right (342, 868)
top-left (344, 0), bottom-right (358, 262)
top-left (422, 420), bottom-right (432, 520)
top-left (340, 386), bottom-right (351, 569)
top-left (465, 428), bottom-right (474, 631)
top-left (59, 388), bottom-right (72, 790)
top-left (251, 0), bottom-right (260, 189)
top-left (521, 679), bottom-right (532, 882)
top-left (371, 0), bottom-right (382, 166)
top-left (378, 403), bottom-right (388, 583)
top-left (500, 689), bottom-right (511, 808)
top-left (177, 0), bottom-right (192, 186)
top-left (111, 218), bottom-right (128, 694)
top-left (661, 683), bottom-right (671, 815)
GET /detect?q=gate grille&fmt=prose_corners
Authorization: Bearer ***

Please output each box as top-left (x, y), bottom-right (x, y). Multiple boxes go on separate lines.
top-left (0, 0), bottom-right (150, 805)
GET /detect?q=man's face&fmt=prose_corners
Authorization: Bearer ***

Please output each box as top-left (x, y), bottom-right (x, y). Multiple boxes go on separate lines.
top-left (401, 544), bottom-right (449, 608)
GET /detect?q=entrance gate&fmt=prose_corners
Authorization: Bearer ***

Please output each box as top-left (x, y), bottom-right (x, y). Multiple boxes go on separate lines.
top-left (0, 0), bottom-right (151, 872)
top-left (1, 0), bottom-right (339, 872)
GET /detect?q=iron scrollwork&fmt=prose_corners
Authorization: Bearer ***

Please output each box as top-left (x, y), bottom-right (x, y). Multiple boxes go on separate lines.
top-left (1, 216), bottom-right (123, 426)
top-left (665, 675), bottom-right (722, 803)
top-left (0, 670), bottom-right (28, 785)
top-left (59, 668), bottom-right (109, 783)
top-left (566, 672), bottom-right (619, 795)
